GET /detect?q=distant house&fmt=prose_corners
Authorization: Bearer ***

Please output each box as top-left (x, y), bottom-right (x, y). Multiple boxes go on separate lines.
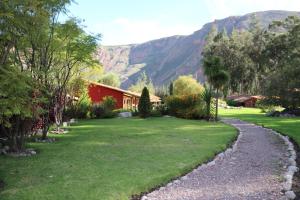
top-left (227, 95), bottom-right (263, 107)
top-left (88, 82), bottom-right (161, 110)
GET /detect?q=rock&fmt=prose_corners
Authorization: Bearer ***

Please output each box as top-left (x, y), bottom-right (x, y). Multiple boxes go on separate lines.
top-left (141, 196), bottom-right (148, 200)
top-left (173, 180), bottom-right (180, 184)
top-left (217, 152), bottom-right (225, 159)
top-left (63, 122), bottom-right (68, 127)
top-left (181, 176), bottom-right (188, 181)
top-left (118, 112), bottom-right (132, 118)
top-left (70, 118), bottom-right (76, 123)
top-left (207, 161), bottom-right (216, 167)
top-left (288, 166), bottom-right (299, 173)
top-left (283, 182), bottom-right (292, 191)
top-left (284, 174), bottom-right (293, 183)
top-left (288, 158), bottom-right (296, 166)
top-left (3, 145), bottom-right (9, 151)
top-left (285, 191), bottom-right (296, 199)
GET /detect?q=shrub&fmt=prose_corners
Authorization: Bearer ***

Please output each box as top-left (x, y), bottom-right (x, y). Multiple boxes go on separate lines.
top-left (173, 75), bottom-right (204, 95)
top-left (91, 104), bottom-right (106, 118)
top-left (64, 102), bottom-right (91, 119)
top-left (226, 99), bottom-right (237, 107)
top-left (256, 99), bottom-right (277, 113)
top-left (102, 96), bottom-right (116, 111)
top-left (91, 96), bottom-right (117, 119)
top-left (156, 104), bottom-right (169, 115)
top-left (165, 94), bottom-right (206, 119)
top-left (150, 110), bottom-right (163, 117)
top-left (138, 87), bottom-right (152, 118)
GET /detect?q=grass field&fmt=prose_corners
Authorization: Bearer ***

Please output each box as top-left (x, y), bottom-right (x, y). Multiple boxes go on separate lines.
top-left (220, 108), bottom-right (300, 145)
top-left (0, 117), bottom-right (236, 200)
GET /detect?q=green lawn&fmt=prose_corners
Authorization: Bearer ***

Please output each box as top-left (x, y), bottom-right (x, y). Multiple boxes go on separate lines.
top-left (220, 108), bottom-right (300, 144)
top-left (0, 117), bottom-right (236, 200)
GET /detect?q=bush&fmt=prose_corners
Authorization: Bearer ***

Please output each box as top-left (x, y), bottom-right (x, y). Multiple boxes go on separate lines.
top-left (150, 110), bottom-right (163, 117)
top-left (226, 99), bottom-right (237, 107)
top-left (91, 96), bottom-right (117, 119)
top-left (138, 87), bottom-right (152, 118)
top-left (165, 94), bottom-right (207, 119)
top-left (64, 103), bottom-right (90, 119)
top-left (156, 104), bottom-right (169, 115)
top-left (102, 96), bottom-right (116, 111)
top-left (91, 104), bottom-right (106, 118)
top-left (256, 99), bottom-right (277, 113)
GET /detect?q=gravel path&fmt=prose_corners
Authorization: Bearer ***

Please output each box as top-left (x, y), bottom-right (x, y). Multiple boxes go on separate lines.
top-left (145, 119), bottom-right (290, 200)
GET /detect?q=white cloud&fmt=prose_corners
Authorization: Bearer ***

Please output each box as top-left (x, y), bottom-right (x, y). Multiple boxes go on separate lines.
top-left (96, 18), bottom-right (197, 45)
top-left (91, 0), bottom-right (300, 45)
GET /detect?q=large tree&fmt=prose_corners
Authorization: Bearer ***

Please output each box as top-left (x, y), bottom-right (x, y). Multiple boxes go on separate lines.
top-left (0, 0), bottom-right (100, 150)
top-left (262, 16), bottom-right (300, 109)
top-left (203, 56), bottom-right (229, 120)
top-left (173, 75), bottom-right (204, 96)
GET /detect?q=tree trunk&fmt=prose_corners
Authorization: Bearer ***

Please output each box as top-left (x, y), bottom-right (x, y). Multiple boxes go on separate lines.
top-left (215, 88), bottom-right (219, 121)
top-left (41, 116), bottom-right (49, 140)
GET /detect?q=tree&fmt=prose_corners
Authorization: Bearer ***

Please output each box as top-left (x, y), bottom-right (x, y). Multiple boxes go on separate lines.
top-left (98, 72), bottom-right (121, 87)
top-left (173, 75), bottom-right (204, 95)
top-left (262, 16), bottom-right (300, 109)
top-left (0, 0), bottom-right (100, 151)
top-left (203, 56), bottom-right (229, 120)
top-left (128, 72), bottom-right (155, 94)
top-left (202, 84), bottom-right (213, 119)
top-left (0, 66), bottom-right (43, 152)
top-left (138, 87), bottom-right (152, 118)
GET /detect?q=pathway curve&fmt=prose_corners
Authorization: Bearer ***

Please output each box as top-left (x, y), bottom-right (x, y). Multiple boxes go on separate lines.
top-left (145, 119), bottom-right (290, 200)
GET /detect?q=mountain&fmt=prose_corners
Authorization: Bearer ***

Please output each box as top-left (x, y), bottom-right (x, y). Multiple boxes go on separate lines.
top-left (96, 10), bottom-right (300, 89)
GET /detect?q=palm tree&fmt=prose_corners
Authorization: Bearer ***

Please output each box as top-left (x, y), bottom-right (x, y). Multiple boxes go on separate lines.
top-left (203, 56), bottom-right (230, 120)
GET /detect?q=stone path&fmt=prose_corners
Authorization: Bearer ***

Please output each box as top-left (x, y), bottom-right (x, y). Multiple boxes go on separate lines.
top-left (145, 119), bottom-right (291, 200)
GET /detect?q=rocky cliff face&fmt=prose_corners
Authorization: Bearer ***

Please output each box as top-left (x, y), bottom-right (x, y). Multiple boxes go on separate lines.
top-left (96, 10), bottom-right (300, 89)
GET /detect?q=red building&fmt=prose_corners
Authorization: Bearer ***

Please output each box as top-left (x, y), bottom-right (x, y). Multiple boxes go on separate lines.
top-left (227, 95), bottom-right (263, 107)
top-left (88, 82), bottom-right (161, 110)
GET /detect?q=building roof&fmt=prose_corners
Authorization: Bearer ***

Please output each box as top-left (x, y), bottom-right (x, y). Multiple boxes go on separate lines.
top-left (88, 81), bottom-right (161, 102)
top-left (227, 95), bottom-right (263, 103)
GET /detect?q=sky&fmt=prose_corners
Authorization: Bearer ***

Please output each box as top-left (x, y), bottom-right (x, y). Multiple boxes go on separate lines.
top-left (64, 0), bottom-right (300, 45)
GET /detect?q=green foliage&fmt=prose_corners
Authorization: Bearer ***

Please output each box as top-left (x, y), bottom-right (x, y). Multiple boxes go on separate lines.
top-left (91, 96), bottom-right (117, 119)
top-left (156, 104), bottom-right (169, 115)
top-left (68, 77), bottom-right (87, 98)
top-left (201, 85), bottom-right (213, 119)
top-left (128, 72), bottom-right (155, 94)
top-left (98, 72), bottom-right (121, 87)
top-left (262, 16), bottom-right (300, 109)
top-left (65, 90), bottom-right (92, 119)
top-left (165, 94), bottom-right (206, 119)
top-left (0, 66), bottom-right (45, 151)
top-left (150, 110), bottom-right (163, 117)
top-left (0, 0), bottom-right (101, 142)
top-left (173, 75), bottom-right (204, 95)
top-left (226, 99), bottom-right (238, 107)
top-left (203, 56), bottom-right (229, 120)
top-left (138, 87), bottom-right (152, 118)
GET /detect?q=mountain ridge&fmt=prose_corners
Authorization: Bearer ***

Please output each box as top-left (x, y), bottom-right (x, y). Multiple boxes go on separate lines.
top-left (96, 10), bottom-right (300, 89)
